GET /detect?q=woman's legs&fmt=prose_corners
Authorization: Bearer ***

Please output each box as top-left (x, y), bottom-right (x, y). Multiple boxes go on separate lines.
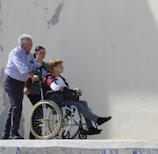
top-left (64, 100), bottom-right (98, 129)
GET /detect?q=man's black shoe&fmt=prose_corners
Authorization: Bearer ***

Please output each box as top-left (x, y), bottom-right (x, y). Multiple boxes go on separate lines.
top-left (88, 127), bottom-right (102, 135)
top-left (97, 116), bottom-right (112, 126)
top-left (2, 136), bottom-right (9, 139)
top-left (9, 134), bottom-right (24, 139)
top-left (2, 132), bottom-right (10, 139)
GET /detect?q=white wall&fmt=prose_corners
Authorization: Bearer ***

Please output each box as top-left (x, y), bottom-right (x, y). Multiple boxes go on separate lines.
top-left (1, 0), bottom-right (158, 139)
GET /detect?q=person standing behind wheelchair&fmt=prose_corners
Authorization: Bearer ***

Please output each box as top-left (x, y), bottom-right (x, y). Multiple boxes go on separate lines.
top-left (48, 59), bottom-right (112, 135)
top-left (24, 45), bottom-right (49, 139)
top-left (2, 34), bottom-right (40, 139)
top-left (24, 46), bottom-right (49, 104)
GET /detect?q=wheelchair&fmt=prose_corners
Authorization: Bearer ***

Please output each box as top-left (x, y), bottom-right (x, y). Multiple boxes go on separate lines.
top-left (29, 94), bottom-right (91, 139)
top-left (29, 68), bottom-right (99, 139)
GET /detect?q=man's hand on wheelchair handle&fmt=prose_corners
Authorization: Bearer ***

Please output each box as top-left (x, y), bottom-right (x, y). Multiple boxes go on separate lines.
top-left (26, 72), bottom-right (39, 82)
top-left (33, 75), bottom-right (39, 82)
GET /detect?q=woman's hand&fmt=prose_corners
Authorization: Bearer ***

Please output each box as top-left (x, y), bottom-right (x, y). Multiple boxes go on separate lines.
top-left (60, 86), bottom-right (65, 91)
top-left (23, 87), bottom-right (30, 95)
top-left (74, 88), bottom-right (82, 96)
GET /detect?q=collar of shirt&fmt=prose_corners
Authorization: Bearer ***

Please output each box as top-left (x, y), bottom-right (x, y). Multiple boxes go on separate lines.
top-left (18, 46), bottom-right (27, 54)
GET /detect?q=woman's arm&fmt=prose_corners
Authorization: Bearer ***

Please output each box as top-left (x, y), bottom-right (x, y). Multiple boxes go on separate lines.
top-left (50, 82), bottom-right (65, 91)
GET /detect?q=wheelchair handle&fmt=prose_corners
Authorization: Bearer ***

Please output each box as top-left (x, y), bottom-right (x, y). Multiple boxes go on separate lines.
top-left (36, 66), bottom-right (44, 81)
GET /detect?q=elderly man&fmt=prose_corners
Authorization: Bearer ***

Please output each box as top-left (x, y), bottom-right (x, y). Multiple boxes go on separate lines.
top-left (2, 34), bottom-right (40, 139)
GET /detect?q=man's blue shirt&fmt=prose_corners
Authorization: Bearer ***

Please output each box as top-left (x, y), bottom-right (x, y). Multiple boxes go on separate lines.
top-left (5, 46), bottom-right (40, 81)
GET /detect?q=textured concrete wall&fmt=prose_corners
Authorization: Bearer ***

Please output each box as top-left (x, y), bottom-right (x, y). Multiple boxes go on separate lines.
top-left (0, 140), bottom-right (158, 154)
top-left (1, 0), bottom-right (158, 139)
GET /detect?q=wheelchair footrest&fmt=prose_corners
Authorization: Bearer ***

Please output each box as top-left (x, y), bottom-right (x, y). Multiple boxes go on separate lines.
top-left (80, 129), bottom-right (101, 136)
top-left (80, 129), bottom-right (89, 135)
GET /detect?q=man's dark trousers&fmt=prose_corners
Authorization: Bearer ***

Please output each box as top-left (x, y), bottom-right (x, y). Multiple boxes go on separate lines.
top-left (3, 75), bottom-right (24, 137)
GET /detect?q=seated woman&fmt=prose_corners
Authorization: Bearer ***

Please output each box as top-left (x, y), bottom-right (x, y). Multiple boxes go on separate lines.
top-left (45, 59), bottom-right (112, 135)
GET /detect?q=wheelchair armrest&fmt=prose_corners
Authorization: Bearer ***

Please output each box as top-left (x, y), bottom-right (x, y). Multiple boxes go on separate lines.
top-left (44, 90), bottom-right (54, 98)
top-left (44, 90), bottom-right (63, 99)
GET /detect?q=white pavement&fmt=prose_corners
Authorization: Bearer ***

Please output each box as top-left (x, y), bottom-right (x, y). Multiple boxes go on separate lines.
top-left (0, 140), bottom-right (158, 154)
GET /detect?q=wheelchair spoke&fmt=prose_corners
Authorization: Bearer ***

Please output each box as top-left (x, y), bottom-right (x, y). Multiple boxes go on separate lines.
top-left (56, 105), bottom-right (81, 139)
top-left (30, 100), bottom-right (62, 139)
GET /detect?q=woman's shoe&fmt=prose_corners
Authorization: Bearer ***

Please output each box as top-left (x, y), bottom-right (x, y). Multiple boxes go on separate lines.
top-left (97, 116), bottom-right (112, 126)
top-left (88, 127), bottom-right (102, 135)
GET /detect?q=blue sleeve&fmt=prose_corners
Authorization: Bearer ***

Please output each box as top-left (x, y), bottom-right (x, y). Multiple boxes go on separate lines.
top-left (11, 51), bottom-right (30, 74)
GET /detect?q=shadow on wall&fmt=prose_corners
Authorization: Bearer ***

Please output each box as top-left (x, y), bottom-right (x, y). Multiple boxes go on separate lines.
top-left (0, 67), bottom-right (25, 138)
top-left (106, 0), bottom-right (158, 139)
top-left (107, 0), bottom-right (158, 91)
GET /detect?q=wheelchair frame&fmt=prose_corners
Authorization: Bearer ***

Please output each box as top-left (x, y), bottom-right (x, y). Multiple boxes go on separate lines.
top-left (30, 99), bottom-right (86, 139)
top-left (29, 68), bottom-right (88, 139)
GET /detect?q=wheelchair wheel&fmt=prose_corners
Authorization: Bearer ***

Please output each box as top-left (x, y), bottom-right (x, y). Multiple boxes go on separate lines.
top-left (79, 132), bottom-right (87, 139)
top-left (30, 100), bottom-right (62, 139)
top-left (61, 130), bottom-right (70, 139)
top-left (78, 129), bottom-right (88, 139)
top-left (56, 105), bottom-right (81, 139)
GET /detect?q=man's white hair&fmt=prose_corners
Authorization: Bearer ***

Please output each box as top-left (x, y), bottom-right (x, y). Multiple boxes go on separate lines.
top-left (18, 34), bottom-right (32, 46)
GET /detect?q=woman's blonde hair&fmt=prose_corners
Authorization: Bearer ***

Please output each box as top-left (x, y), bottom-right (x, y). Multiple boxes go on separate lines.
top-left (49, 59), bottom-right (63, 72)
